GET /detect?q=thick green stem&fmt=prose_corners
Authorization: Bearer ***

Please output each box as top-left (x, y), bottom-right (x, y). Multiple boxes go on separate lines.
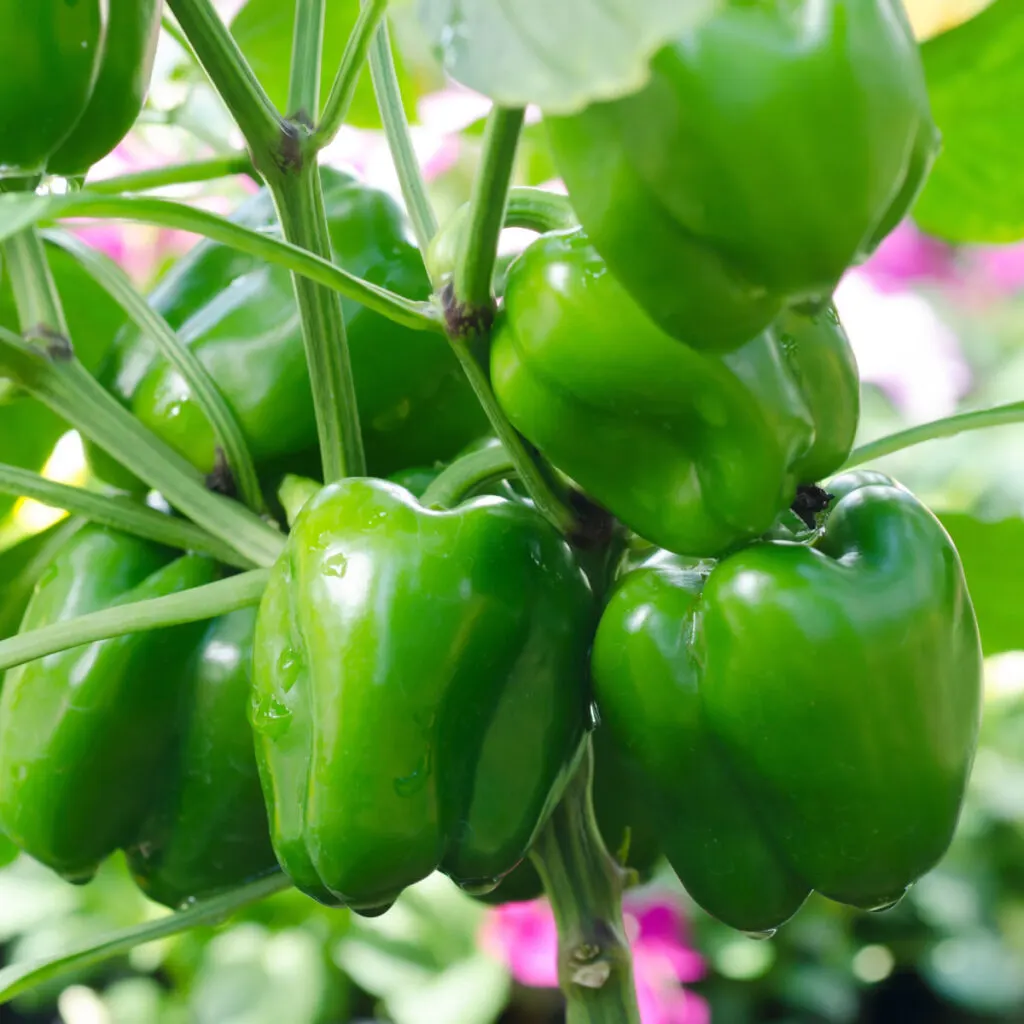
top-left (452, 107), bottom-right (525, 316)
top-left (0, 569), bottom-right (269, 672)
top-left (288, 0), bottom-right (325, 122)
top-left (843, 402), bottom-right (1024, 469)
top-left (268, 166), bottom-right (365, 481)
top-left (165, 0), bottom-right (285, 165)
top-left (421, 445), bottom-right (515, 508)
top-left (368, 17), bottom-right (437, 255)
top-left (530, 741), bottom-right (642, 1024)
top-left (45, 229), bottom-right (266, 512)
top-left (314, 0), bottom-right (388, 149)
top-left (0, 465), bottom-right (253, 570)
top-left (0, 192), bottom-right (443, 333)
top-left (0, 329), bottom-right (284, 568)
top-left (85, 155), bottom-right (259, 194)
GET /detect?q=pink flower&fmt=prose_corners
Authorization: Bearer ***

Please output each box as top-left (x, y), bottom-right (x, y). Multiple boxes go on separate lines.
top-left (860, 220), bottom-right (958, 293)
top-left (480, 891), bottom-right (710, 1023)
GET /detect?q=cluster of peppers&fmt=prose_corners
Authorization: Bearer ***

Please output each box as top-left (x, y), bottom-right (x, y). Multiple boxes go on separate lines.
top-left (0, 0), bottom-right (983, 936)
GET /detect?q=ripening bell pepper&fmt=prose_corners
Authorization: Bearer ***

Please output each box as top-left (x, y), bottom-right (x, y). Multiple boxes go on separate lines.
top-left (491, 229), bottom-right (859, 557)
top-left (0, 1), bottom-right (161, 179)
top-left (0, 527), bottom-right (217, 882)
top-left (546, 0), bottom-right (939, 349)
top-left (127, 608), bottom-right (278, 909)
top-left (88, 168), bottom-right (486, 490)
top-left (592, 473), bottom-right (983, 933)
top-left (252, 478), bottom-right (594, 913)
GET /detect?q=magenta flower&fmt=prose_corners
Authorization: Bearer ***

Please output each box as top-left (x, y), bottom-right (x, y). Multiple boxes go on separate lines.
top-left (859, 220), bottom-right (958, 294)
top-left (481, 891), bottom-right (710, 1023)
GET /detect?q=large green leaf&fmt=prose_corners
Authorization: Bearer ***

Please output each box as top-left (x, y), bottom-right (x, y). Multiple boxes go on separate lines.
top-left (940, 512), bottom-right (1024, 656)
top-left (915, 0), bottom-right (1024, 242)
top-left (417, 0), bottom-right (720, 115)
top-left (231, 0), bottom-right (415, 127)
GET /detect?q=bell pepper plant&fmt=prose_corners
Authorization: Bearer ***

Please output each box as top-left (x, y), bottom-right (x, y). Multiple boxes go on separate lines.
top-left (0, 0), bottom-right (1016, 1021)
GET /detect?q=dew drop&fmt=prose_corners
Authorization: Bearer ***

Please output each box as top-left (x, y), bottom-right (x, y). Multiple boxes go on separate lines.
top-left (276, 647), bottom-right (301, 692)
top-left (458, 877), bottom-right (501, 896)
top-left (253, 695), bottom-right (293, 738)
top-left (741, 929), bottom-right (776, 941)
top-left (864, 890), bottom-right (907, 913)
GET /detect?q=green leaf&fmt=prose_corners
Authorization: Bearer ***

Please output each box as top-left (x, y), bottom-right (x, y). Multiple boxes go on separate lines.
top-left (416, 0), bottom-right (720, 115)
top-left (939, 513), bottom-right (1024, 655)
top-left (231, 0), bottom-right (415, 128)
top-left (0, 832), bottom-right (16, 869)
top-left (0, 874), bottom-right (291, 1006)
top-left (915, 0), bottom-right (1024, 242)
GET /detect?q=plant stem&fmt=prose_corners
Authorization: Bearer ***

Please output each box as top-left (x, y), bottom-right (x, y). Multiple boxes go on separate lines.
top-left (288, 0), bottom-right (325, 122)
top-left (0, 569), bottom-right (269, 672)
top-left (421, 445), bottom-right (515, 508)
top-left (268, 166), bottom-right (365, 481)
top-left (530, 741), bottom-right (641, 1024)
top-left (452, 106), bottom-right (525, 318)
top-left (0, 872), bottom-right (291, 1006)
top-left (85, 155), bottom-right (259, 194)
top-left (1, 230), bottom-right (68, 339)
top-left (437, 107), bottom-right (579, 537)
top-left (45, 229), bottom-right (266, 512)
top-left (0, 328), bottom-right (285, 568)
top-left (165, 0), bottom-right (284, 165)
top-left (0, 465), bottom-right (253, 570)
top-left (843, 402), bottom-right (1024, 469)
top-left (368, 16), bottom-right (437, 255)
top-left (314, 0), bottom-right (388, 149)
top-left (5, 192), bottom-right (443, 332)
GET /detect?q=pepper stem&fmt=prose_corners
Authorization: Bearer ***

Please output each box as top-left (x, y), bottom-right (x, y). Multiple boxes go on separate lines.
top-left (530, 740), bottom-right (642, 1024)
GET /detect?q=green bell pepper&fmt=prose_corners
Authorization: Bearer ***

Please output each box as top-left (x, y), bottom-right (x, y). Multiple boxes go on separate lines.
top-left (592, 473), bottom-right (983, 933)
top-left (252, 478), bottom-right (594, 913)
top-left (546, 0), bottom-right (938, 349)
top-left (0, 1), bottom-right (106, 177)
top-left (89, 168), bottom-right (486, 490)
top-left (47, 0), bottom-right (163, 177)
top-left (491, 229), bottom-right (859, 557)
top-left (0, 526), bottom-right (217, 882)
top-left (127, 608), bottom-right (278, 909)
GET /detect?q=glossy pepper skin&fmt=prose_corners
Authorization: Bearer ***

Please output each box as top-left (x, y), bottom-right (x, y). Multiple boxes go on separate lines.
top-left (252, 478), bottom-right (594, 913)
top-left (592, 474), bottom-right (983, 933)
top-left (0, 1), bottom-right (105, 176)
top-left (48, 0), bottom-right (163, 177)
top-left (479, 726), bottom-right (663, 905)
top-left (491, 230), bottom-right (859, 557)
top-left (127, 608), bottom-right (278, 909)
top-left (0, 527), bottom-right (217, 883)
top-left (546, 0), bottom-right (938, 350)
top-left (88, 169), bottom-right (486, 490)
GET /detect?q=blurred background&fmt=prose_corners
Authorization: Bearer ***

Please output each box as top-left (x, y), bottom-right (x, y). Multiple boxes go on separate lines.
top-left (3, 1), bottom-right (1024, 1021)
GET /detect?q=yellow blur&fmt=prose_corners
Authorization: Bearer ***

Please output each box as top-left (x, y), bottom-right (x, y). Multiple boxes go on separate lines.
top-left (903, 0), bottom-right (994, 39)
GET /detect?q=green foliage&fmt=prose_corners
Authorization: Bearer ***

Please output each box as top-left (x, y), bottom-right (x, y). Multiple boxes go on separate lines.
top-left (230, 0), bottom-right (414, 127)
top-left (915, 0), bottom-right (1024, 242)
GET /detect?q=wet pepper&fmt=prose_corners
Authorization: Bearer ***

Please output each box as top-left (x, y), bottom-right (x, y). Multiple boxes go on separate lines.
top-left (592, 473), bottom-right (983, 933)
top-left (546, 0), bottom-right (938, 349)
top-left (89, 168), bottom-right (486, 490)
top-left (0, 527), bottom-right (217, 883)
top-left (491, 230), bottom-right (859, 557)
top-left (252, 478), bottom-right (594, 913)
